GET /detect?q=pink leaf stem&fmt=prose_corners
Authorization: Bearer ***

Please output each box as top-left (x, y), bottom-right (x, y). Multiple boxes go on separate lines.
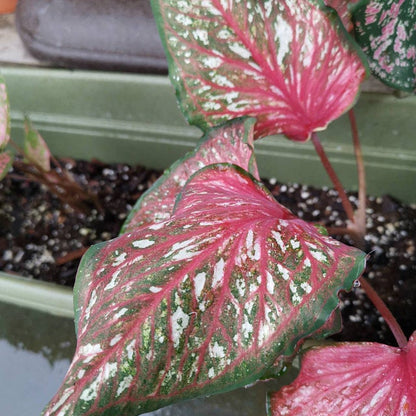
top-left (311, 132), bottom-right (356, 225)
top-left (360, 277), bottom-right (407, 349)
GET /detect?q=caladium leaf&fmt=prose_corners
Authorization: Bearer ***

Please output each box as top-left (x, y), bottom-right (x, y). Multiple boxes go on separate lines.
top-left (23, 118), bottom-right (51, 172)
top-left (43, 164), bottom-right (365, 416)
top-left (0, 151), bottom-right (13, 180)
top-left (324, 0), bottom-right (364, 32)
top-left (151, 0), bottom-right (367, 141)
top-left (353, 0), bottom-right (416, 92)
top-left (269, 332), bottom-right (416, 415)
top-left (121, 117), bottom-right (259, 234)
top-left (0, 77), bottom-right (10, 150)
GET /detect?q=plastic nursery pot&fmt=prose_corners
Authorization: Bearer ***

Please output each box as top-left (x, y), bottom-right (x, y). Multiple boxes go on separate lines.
top-left (0, 0), bottom-right (18, 14)
top-left (0, 66), bottom-right (415, 416)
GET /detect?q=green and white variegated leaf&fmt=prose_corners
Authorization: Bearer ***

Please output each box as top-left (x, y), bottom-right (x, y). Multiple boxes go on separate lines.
top-left (23, 118), bottom-right (51, 172)
top-left (121, 117), bottom-right (259, 234)
top-left (0, 151), bottom-right (13, 180)
top-left (151, 0), bottom-right (367, 141)
top-left (43, 164), bottom-right (366, 416)
top-left (354, 0), bottom-right (416, 92)
top-left (0, 77), bottom-right (10, 150)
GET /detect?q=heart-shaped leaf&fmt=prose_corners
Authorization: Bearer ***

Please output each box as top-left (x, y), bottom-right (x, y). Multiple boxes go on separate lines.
top-left (23, 118), bottom-right (51, 172)
top-left (0, 151), bottom-right (13, 180)
top-left (121, 117), bottom-right (259, 234)
top-left (269, 332), bottom-right (416, 415)
top-left (43, 164), bottom-right (365, 416)
top-left (353, 0), bottom-right (416, 92)
top-left (324, 0), bottom-right (364, 32)
top-left (151, 0), bottom-right (367, 141)
top-left (0, 77), bottom-right (10, 150)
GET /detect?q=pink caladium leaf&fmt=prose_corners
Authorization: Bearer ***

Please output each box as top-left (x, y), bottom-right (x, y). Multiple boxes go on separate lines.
top-left (0, 151), bottom-right (13, 180)
top-left (43, 164), bottom-right (366, 416)
top-left (353, 0), bottom-right (416, 92)
top-left (121, 117), bottom-right (259, 234)
top-left (151, 0), bottom-right (367, 141)
top-left (269, 332), bottom-right (416, 415)
top-left (0, 77), bottom-right (10, 150)
top-left (23, 118), bottom-right (51, 172)
top-left (324, 0), bottom-right (364, 32)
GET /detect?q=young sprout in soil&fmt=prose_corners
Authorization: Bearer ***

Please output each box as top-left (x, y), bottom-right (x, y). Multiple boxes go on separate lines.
top-left (7, 119), bottom-right (103, 214)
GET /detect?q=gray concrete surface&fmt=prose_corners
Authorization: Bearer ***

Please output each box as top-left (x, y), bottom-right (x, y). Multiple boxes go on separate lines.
top-left (0, 13), bottom-right (43, 66)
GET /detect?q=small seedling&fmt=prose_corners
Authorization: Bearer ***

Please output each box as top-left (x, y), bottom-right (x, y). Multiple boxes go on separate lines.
top-left (0, 91), bottom-right (102, 214)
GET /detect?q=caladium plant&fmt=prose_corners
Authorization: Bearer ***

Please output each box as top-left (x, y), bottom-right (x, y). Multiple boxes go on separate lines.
top-left (151, 0), bottom-right (367, 141)
top-left (269, 332), bottom-right (416, 415)
top-left (42, 163), bottom-right (366, 415)
top-left (10, 0), bottom-right (412, 414)
top-left (121, 117), bottom-right (259, 233)
top-left (353, 0), bottom-right (416, 92)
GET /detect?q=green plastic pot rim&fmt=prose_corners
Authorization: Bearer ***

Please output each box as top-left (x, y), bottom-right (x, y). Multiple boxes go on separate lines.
top-left (0, 272), bottom-right (74, 317)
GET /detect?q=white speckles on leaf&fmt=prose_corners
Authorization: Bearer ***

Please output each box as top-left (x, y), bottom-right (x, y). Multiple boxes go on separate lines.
top-left (80, 375), bottom-right (101, 402)
top-left (310, 249), bottom-right (328, 263)
top-left (103, 362), bottom-right (118, 379)
top-left (229, 42), bottom-right (252, 59)
top-left (176, 14), bottom-right (193, 26)
top-left (274, 15), bottom-right (293, 66)
top-left (84, 289), bottom-right (98, 320)
top-left (165, 237), bottom-right (201, 261)
top-left (114, 307), bottom-right (128, 320)
top-left (109, 335), bottom-right (122, 347)
top-left (112, 252), bottom-right (127, 267)
top-left (148, 222), bottom-right (165, 231)
top-left (171, 306), bottom-right (190, 348)
top-left (193, 29), bottom-right (209, 45)
top-left (117, 375), bottom-right (134, 397)
top-left (246, 229), bottom-right (261, 260)
top-left (212, 258), bottom-right (225, 287)
top-left (290, 238), bottom-right (300, 250)
top-left (236, 277), bottom-right (246, 297)
top-left (132, 239), bottom-right (155, 249)
top-left (300, 282), bottom-right (312, 294)
top-left (267, 271), bottom-right (275, 294)
top-left (48, 387), bottom-right (74, 414)
top-left (209, 341), bottom-right (226, 359)
top-left (194, 272), bottom-right (206, 297)
top-left (277, 263), bottom-right (290, 280)
top-left (104, 269), bottom-right (121, 291)
top-left (79, 343), bottom-right (103, 363)
top-left (125, 340), bottom-right (135, 361)
top-left (272, 230), bottom-right (286, 253)
top-left (202, 56), bottom-right (223, 69)
top-left (242, 315), bottom-right (253, 340)
top-left (290, 281), bottom-right (302, 305)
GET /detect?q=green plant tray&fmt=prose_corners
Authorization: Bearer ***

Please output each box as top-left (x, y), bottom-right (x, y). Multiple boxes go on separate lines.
top-left (2, 67), bottom-right (416, 202)
top-left (0, 66), bottom-right (415, 316)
